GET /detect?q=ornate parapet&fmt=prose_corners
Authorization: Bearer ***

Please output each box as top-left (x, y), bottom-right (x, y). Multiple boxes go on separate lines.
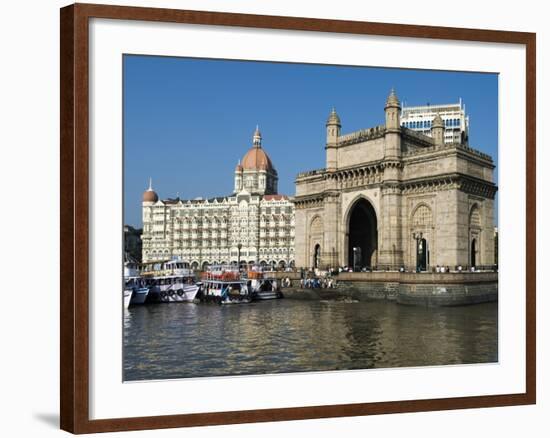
top-left (403, 140), bottom-right (494, 166)
top-left (296, 168), bottom-right (326, 180)
top-left (456, 144), bottom-right (494, 163)
top-left (401, 127), bottom-right (435, 148)
top-left (337, 125), bottom-right (386, 146)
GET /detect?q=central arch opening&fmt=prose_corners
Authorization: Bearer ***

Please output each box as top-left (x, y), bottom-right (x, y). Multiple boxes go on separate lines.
top-left (347, 198), bottom-right (378, 269)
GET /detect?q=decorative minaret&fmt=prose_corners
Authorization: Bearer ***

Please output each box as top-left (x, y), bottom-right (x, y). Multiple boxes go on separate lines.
top-left (253, 124), bottom-right (262, 148)
top-left (325, 107), bottom-right (341, 171)
top-left (385, 88), bottom-right (401, 130)
top-left (384, 88), bottom-right (402, 159)
top-left (234, 160), bottom-right (243, 192)
top-left (431, 113), bottom-right (445, 146)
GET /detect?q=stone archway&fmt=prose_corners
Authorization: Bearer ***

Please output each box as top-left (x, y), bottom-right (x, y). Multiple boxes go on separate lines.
top-left (469, 204), bottom-right (481, 267)
top-left (347, 198), bottom-right (378, 269)
top-left (411, 204), bottom-right (433, 271)
top-left (309, 215), bottom-right (324, 269)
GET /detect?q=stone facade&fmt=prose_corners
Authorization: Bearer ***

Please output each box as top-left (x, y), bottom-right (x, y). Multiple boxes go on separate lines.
top-left (294, 90), bottom-right (497, 270)
top-left (141, 128), bottom-right (295, 268)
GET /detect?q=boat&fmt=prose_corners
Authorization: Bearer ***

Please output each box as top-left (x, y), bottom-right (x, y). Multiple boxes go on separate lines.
top-left (247, 267), bottom-right (283, 301)
top-left (200, 265), bottom-right (251, 304)
top-left (126, 277), bottom-right (150, 305)
top-left (140, 259), bottom-right (200, 303)
top-left (124, 257), bottom-right (149, 305)
top-left (123, 289), bottom-right (132, 309)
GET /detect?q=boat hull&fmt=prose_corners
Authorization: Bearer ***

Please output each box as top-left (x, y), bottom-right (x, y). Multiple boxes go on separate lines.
top-left (123, 289), bottom-right (132, 309)
top-left (148, 284), bottom-right (200, 303)
top-left (220, 296), bottom-right (252, 305)
top-left (130, 287), bottom-right (149, 305)
top-left (252, 291), bottom-right (281, 300)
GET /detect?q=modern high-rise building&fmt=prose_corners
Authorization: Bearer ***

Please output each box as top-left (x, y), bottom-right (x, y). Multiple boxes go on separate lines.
top-left (400, 99), bottom-right (469, 144)
top-left (141, 127), bottom-right (295, 269)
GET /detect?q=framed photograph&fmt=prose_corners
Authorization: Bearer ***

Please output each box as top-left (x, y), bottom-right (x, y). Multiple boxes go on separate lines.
top-left (60, 3), bottom-right (536, 433)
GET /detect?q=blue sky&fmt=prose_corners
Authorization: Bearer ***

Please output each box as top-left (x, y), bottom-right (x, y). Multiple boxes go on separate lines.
top-left (124, 55), bottom-right (498, 227)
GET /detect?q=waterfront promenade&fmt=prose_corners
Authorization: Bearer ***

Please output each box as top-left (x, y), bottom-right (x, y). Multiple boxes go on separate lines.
top-left (273, 271), bottom-right (498, 307)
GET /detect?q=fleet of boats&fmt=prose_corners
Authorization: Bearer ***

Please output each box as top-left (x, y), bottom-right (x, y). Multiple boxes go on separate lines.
top-left (123, 258), bottom-right (283, 308)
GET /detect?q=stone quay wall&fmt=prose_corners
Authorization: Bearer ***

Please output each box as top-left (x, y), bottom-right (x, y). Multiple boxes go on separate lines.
top-left (277, 271), bottom-right (498, 307)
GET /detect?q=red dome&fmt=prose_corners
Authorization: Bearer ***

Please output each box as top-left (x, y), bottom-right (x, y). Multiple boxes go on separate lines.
top-left (143, 189), bottom-right (158, 203)
top-left (241, 147), bottom-right (275, 172)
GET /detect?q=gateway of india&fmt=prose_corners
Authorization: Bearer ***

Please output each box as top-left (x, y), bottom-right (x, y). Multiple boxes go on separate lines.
top-left (294, 89), bottom-right (497, 271)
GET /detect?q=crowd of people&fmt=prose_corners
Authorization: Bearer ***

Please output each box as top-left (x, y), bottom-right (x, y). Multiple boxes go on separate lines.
top-left (299, 277), bottom-right (337, 289)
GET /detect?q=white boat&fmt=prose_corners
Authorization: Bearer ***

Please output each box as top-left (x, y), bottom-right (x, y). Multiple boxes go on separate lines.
top-left (201, 265), bottom-right (251, 304)
top-left (141, 260), bottom-right (199, 303)
top-left (124, 258), bottom-right (149, 306)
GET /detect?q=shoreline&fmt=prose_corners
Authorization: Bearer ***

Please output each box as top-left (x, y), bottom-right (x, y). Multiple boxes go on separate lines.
top-left (278, 271), bottom-right (498, 307)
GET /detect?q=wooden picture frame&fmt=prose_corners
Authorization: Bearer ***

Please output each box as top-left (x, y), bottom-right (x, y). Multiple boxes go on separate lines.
top-left (60, 2), bottom-right (536, 433)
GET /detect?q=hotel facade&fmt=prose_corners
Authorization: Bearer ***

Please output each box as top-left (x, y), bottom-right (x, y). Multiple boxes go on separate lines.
top-left (141, 128), bottom-right (295, 269)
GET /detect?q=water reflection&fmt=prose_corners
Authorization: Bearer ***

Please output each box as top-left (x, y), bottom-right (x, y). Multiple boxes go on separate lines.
top-left (123, 299), bottom-right (498, 381)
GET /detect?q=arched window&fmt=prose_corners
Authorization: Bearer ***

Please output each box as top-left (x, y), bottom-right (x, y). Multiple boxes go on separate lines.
top-left (412, 205), bottom-right (433, 227)
top-left (470, 205), bottom-right (481, 228)
top-left (310, 216), bottom-right (323, 235)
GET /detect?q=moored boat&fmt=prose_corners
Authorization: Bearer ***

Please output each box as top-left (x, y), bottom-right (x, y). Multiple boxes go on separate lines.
top-left (127, 278), bottom-right (150, 305)
top-left (200, 265), bottom-right (251, 304)
top-left (141, 259), bottom-right (199, 303)
top-left (247, 267), bottom-right (283, 301)
top-left (124, 257), bottom-right (150, 306)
